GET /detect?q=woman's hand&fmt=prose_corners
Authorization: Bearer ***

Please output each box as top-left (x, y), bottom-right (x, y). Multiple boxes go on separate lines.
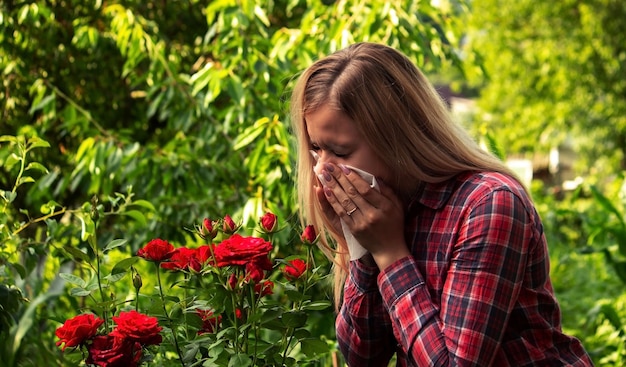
top-left (316, 162), bottom-right (411, 270)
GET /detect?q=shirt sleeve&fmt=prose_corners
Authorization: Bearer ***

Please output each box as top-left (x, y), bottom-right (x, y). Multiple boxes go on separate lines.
top-left (378, 188), bottom-right (532, 366)
top-left (336, 258), bottom-right (397, 366)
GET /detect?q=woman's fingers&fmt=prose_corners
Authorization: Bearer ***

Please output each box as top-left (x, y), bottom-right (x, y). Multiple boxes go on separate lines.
top-left (321, 163), bottom-right (380, 217)
top-left (314, 185), bottom-right (343, 234)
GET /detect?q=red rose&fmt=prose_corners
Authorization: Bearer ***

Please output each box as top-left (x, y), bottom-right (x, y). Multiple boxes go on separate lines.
top-left (197, 309), bottom-right (221, 335)
top-left (160, 247), bottom-right (201, 272)
top-left (86, 335), bottom-right (142, 367)
top-left (254, 280), bottom-right (274, 297)
top-left (137, 238), bottom-right (174, 262)
top-left (222, 214), bottom-right (238, 234)
top-left (259, 212), bottom-right (278, 233)
top-left (301, 225), bottom-right (317, 245)
top-left (202, 218), bottom-right (218, 240)
top-left (244, 256), bottom-right (273, 283)
top-left (55, 313), bottom-right (104, 351)
top-left (245, 262), bottom-right (265, 283)
top-left (213, 234), bottom-right (273, 267)
top-left (110, 310), bottom-right (162, 346)
top-left (196, 244), bottom-right (215, 266)
top-left (283, 259), bottom-right (308, 281)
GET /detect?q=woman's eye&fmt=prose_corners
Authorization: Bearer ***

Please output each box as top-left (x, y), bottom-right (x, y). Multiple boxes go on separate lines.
top-left (334, 152), bottom-right (348, 158)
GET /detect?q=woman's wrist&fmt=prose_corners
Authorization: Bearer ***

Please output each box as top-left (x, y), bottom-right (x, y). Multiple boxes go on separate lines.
top-left (372, 244), bottom-right (411, 271)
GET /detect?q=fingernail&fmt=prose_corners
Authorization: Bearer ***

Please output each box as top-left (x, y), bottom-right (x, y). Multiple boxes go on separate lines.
top-left (324, 163), bottom-right (334, 172)
top-left (310, 150), bottom-right (319, 161)
top-left (338, 164), bottom-right (351, 175)
top-left (324, 187), bottom-right (332, 197)
top-left (323, 170), bottom-right (332, 182)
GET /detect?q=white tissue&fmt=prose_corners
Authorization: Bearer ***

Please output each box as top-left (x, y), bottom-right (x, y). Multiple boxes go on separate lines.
top-left (310, 151), bottom-right (379, 260)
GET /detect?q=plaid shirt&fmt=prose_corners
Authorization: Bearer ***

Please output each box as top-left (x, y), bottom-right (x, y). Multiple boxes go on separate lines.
top-left (336, 171), bottom-right (593, 366)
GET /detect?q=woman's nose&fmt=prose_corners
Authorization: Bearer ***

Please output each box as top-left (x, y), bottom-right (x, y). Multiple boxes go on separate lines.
top-left (310, 150), bottom-right (332, 164)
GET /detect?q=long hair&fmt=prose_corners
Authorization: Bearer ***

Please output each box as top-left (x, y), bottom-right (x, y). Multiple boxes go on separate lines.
top-left (290, 42), bottom-right (519, 305)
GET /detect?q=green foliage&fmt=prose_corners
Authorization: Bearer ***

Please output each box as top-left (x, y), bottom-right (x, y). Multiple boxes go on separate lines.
top-left (532, 175), bottom-right (626, 365)
top-left (1, 0), bottom-right (467, 241)
top-left (464, 0), bottom-right (626, 175)
top-left (1, 0), bottom-right (466, 365)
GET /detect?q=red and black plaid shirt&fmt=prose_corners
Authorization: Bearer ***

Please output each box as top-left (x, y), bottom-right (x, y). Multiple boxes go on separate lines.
top-left (336, 171), bottom-right (593, 366)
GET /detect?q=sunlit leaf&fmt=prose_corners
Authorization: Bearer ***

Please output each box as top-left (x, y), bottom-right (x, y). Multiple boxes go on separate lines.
top-left (59, 273), bottom-right (87, 288)
top-left (104, 239), bottom-right (128, 252)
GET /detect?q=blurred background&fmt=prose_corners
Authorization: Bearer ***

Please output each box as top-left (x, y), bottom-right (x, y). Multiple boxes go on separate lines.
top-left (1, 0), bottom-right (625, 365)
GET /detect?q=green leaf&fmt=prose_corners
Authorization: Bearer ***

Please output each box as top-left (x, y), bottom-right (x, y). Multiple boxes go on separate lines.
top-left (104, 272), bottom-right (127, 283)
top-left (10, 262), bottom-right (27, 279)
top-left (28, 94), bottom-right (55, 114)
top-left (12, 292), bottom-right (58, 355)
top-left (302, 300), bottom-right (331, 311)
top-left (183, 344), bottom-right (199, 363)
top-left (5, 153), bottom-right (22, 170)
top-left (612, 260), bottom-right (626, 286)
top-left (190, 62), bottom-right (214, 96)
top-left (59, 273), bottom-right (87, 288)
top-left (590, 185), bottom-right (625, 227)
top-left (2, 190), bottom-right (17, 204)
top-left (299, 338), bottom-right (330, 357)
top-left (285, 289), bottom-right (306, 302)
top-left (26, 136), bottom-right (51, 149)
top-left (24, 162), bottom-right (49, 173)
top-left (63, 245), bottom-right (90, 262)
top-left (234, 124), bottom-right (265, 151)
top-left (104, 239), bottom-right (128, 252)
top-left (85, 275), bottom-right (102, 290)
top-left (78, 215), bottom-right (96, 241)
top-left (254, 5), bottom-right (270, 26)
top-left (111, 257), bottom-right (139, 275)
top-left (70, 287), bottom-right (92, 297)
top-left (0, 135), bottom-right (18, 143)
top-left (122, 210), bottom-right (147, 226)
top-left (228, 354), bottom-right (252, 367)
top-left (598, 303), bottom-right (623, 331)
top-left (17, 176), bottom-right (36, 186)
top-left (281, 310), bottom-right (307, 328)
top-left (129, 199), bottom-right (156, 211)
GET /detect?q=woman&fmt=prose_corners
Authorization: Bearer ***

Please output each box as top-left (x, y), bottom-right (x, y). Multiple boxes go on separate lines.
top-left (290, 43), bottom-right (593, 366)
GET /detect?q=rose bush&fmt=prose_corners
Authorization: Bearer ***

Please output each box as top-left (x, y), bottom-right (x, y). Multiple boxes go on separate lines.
top-left (56, 211), bottom-right (331, 366)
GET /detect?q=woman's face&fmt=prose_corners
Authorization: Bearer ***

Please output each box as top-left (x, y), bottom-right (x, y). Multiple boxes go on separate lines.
top-left (305, 104), bottom-right (392, 184)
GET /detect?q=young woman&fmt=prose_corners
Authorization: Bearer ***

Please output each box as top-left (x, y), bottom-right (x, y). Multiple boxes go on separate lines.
top-left (290, 42), bottom-right (593, 366)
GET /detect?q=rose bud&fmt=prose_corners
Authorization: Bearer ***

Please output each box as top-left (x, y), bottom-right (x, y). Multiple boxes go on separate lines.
top-left (254, 280), bottom-right (274, 297)
top-left (222, 215), bottom-right (238, 234)
top-left (259, 212), bottom-right (278, 233)
top-left (132, 272), bottom-right (142, 291)
top-left (202, 218), bottom-right (218, 240)
top-left (301, 225), bottom-right (317, 245)
top-left (283, 258), bottom-right (308, 281)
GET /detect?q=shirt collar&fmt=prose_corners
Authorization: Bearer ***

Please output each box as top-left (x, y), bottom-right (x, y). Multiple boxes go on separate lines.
top-left (407, 173), bottom-right (471, 213)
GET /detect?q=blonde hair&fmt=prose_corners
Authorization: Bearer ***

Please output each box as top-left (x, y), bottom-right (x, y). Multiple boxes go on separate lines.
top-left (290, 42), bottom-right (518, 305)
